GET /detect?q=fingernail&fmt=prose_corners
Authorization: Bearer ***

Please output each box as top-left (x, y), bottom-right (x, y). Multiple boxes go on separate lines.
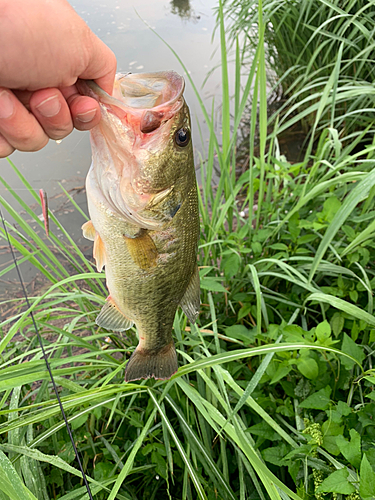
top-left (77, 109), bottom-right (97, 123)
top-left (36, 95), bottom-right (62, 117)
top-left (0, 91), bottom-right (14, 119)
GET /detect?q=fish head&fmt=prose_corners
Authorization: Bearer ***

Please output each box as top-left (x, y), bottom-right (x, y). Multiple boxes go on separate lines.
top-left (78, 71), bottom-right (194, 229)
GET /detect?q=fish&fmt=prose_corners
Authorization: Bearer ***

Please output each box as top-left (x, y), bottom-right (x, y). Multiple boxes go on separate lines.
top-left (77, 72), bottom-right (200, 382)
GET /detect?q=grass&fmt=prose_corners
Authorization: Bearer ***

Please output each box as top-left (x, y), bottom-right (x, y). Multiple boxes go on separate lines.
top-left (222, 0), bottom-right (375, 141)
top-left (0, 0), bottom-right (375, 498)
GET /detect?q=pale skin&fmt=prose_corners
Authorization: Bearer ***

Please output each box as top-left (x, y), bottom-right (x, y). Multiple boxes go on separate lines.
top-left (0, 0), bottom-right (117, 158)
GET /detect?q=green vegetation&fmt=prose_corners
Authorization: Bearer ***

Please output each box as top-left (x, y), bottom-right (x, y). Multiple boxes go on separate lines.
top-left (223, 0), bottom-right (375, 138)
top-left (0, 0), bottom-right (375, 498)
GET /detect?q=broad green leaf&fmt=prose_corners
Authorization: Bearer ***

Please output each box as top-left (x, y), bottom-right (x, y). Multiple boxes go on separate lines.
top-left (248, 421), bottom-right (281, 441)
top-left (299, 386), bottom-right (331, 410)
top-left (360, 454), bottom-right (375, 500)
top-left (320, 196), bottom-right (341, 223)
top-left (296, 357), bottom-right (319, 380)
top-left (315, 320), bottom-right (331, 342)
top-left (322, 421), bottom-right (344, 456)
top-left (330, 313), bottom-right (345, 338)
top-left (316, 468), bottom-right (355, 494)
top-left (327, 401), bottom-right (351, 423)
top-left (225, 325), bottom-right (256, 343)
top-left (238, 303), bottom-right (251, 320)
top-left (341, 334), bottom-right (365, 370)
top-left (94, 462), bottom-right (113, 482)
top-left (261, 444), bottom-right (289, 466)
top-left (269, 243), bottom-right (288, 251)
top-left (366, 392), bottom-right (375, 402)
top-left (70, 413), bottom-right (88, 430)
top-left (223, 253), bottom-right (240, 278)
top-left (336, 429), bottom-right (361, 469)
top-left (200, 278), bottom-right (228, 293)
top-left (270, 364), bottom-right (291, 384)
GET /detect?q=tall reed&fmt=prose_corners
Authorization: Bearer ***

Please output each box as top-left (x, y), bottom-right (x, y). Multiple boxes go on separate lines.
top-left (223, 0), bottom-right (375, 139)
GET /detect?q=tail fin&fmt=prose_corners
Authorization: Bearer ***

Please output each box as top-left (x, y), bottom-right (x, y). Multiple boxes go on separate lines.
top-left (125, 341), bottom-right (178, 382)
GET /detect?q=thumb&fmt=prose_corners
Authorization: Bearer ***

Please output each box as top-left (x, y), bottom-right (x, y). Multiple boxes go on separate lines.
top-left (78, 32), bottom-right (117, 95)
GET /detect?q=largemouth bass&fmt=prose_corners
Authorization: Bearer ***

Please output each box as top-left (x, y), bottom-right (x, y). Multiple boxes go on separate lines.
top-left (78, 72), bottom-right (200, 382)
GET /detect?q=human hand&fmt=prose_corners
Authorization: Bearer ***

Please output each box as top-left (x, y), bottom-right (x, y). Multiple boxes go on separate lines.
top-left (0, 0), bottom-right (117, 158)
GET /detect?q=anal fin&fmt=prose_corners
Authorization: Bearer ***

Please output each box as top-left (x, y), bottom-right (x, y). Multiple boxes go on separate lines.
top-left (125, 341), bottom-right (178, 382)
top-left (96, 296), bottom-right (134, 332)
top-left (180, 266), bottom-right (200, 323)
top-left (124, 230), bottom-right (158, 270)
top-left (82, 220), bottom-right (96, 241)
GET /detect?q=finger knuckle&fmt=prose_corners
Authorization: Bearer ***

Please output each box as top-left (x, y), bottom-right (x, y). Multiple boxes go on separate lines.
top-left (17, 134), bottom-right (49, 152)
top-left (30, 136), bottom-right (49, 152)
top-left (48, 124), bottom-right (73, 140)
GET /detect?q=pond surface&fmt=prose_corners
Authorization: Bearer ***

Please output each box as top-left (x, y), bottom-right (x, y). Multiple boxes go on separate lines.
top-left (0, 0), bottom-right (222, 294)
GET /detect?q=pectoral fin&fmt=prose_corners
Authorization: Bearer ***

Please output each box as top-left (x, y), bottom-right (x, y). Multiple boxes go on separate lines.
top-left (96, 296), bottom-right (134, 332)
top-left (82, 220), bottom-right (96, 241)
top-left (180, 266), bottom-right (200, 323)
top-left (93, 233), bottom-right (106, 272)
top-left (124, 231), bottom-right (158, 269)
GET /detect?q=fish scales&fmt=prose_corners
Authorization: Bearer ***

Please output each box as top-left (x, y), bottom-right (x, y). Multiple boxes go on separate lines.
top-left (79, 72), bottom-right (200, 381)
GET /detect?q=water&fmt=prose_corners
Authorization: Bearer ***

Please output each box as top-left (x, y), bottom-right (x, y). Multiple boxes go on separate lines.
top-left (0, 0), bottom-right (221, 292)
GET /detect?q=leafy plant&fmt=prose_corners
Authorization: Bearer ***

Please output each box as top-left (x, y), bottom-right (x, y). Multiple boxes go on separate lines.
top-left (0, 0), bottom-right (375, 498)
top-left (222, 0), bottom-right (375, 139)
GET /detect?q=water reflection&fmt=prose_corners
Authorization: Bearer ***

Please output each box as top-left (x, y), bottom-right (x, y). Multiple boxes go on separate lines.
top-left (170, 0), bottom-right (196, 21)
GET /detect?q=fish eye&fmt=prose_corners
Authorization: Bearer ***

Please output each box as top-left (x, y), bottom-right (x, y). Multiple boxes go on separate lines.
top-left (174, 127), bottom-right (190, 147)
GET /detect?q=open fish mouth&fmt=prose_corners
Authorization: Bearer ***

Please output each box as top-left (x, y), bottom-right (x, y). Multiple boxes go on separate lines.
top-left (113, 71), bottom-right (185, 110)
top-left (77, 71), bottom-right (185, 135)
